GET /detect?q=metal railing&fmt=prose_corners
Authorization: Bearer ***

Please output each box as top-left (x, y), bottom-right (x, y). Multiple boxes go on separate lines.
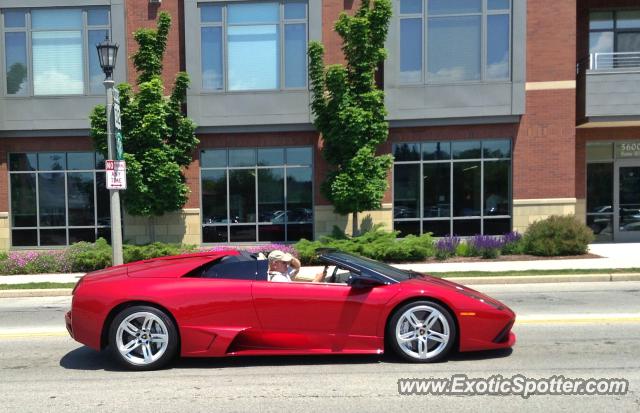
top-left (590, 52), bottom-right (640, 71)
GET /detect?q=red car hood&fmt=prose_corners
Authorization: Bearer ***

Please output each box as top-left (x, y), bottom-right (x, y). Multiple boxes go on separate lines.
top-left (402, 275), bottom-right (508, 310)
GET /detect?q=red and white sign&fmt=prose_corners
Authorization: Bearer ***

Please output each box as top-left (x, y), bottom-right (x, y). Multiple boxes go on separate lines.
top-left (106, 160), bottom-right (127, 190)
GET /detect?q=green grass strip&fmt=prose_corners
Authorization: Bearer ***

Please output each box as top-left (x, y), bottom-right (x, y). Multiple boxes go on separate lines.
top-left (0, 282), bottom-right (76, 290)
top-left (430, 268), bottom-right (640, 278)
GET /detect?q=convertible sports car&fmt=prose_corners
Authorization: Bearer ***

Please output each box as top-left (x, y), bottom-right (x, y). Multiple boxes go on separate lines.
top-left (65, 249), bottom-right (516, 370)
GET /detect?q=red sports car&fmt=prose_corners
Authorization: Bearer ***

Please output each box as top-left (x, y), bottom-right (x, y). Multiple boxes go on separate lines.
top-left (66, 249), bottom-right (516, 370)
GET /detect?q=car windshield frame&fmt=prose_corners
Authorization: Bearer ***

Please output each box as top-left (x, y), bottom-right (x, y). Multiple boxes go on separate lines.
top-left (317, 250), bottom-right (417, 283)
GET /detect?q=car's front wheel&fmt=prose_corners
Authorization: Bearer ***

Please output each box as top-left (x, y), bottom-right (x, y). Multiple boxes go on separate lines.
top-left (108, 305), bottom-right (178, 370)
top-left (387, 300), bottom-right (456, 363)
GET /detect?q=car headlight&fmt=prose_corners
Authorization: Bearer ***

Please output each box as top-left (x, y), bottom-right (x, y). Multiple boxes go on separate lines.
top-left (456, 287), bottom-right (504, 310)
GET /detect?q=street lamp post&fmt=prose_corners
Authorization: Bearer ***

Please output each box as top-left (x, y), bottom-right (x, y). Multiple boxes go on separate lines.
top-left (96, 37), bottom-right (123, 266)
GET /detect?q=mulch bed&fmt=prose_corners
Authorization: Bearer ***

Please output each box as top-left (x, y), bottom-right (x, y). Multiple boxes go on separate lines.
top-left (415, 253), bottom-right (602, 264)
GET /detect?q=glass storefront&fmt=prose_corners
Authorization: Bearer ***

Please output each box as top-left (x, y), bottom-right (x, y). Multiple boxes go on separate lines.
top-left (200, 147), bottom-right (313, 243)
top-left (9, 152), bottom-right (110, 247)
top-left (393, 139), bottom-right (512, 237)
top-left (586, 141), bottom-right (640, 242)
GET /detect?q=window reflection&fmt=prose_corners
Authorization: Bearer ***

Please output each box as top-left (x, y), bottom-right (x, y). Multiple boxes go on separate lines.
top-left (8, 152), bottom-right (109, 247)
top-left (394, 139), bottom-right (512, 236)
top-left (200, 147), bottom-right (314, 242)
top-left (453, 162), bottom-right (481, 217)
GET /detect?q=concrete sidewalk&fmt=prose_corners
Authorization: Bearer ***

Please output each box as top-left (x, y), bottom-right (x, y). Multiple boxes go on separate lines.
top-left (0, 243), bottom-right (638, 286)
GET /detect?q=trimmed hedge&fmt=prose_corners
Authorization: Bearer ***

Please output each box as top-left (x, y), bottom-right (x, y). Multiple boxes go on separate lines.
top-left (294, 226), bottom-right (435, 265)
top-left (0, 215), bottom-right (595, 274)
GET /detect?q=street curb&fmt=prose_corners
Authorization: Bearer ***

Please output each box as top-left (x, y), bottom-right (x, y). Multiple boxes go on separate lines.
top-left (1, 273), bottom-right (640, 298)
top-left (0, 288), bottom-right (73, 298)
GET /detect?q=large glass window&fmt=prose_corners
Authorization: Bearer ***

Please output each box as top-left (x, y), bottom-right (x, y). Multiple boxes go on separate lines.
top-left (199, 1), bottom-right (308, 91)
top-left (589, 10), bottom-right (640, 69)
top-left (398, 0), bottom-right (511, 83)
top-left (1, 7), bottom-right (110, 96)
top-left (393, 139), bottom-right (512, 237)
top-left (9, 152), bottom-right (110, 247)
top-left (201, 147), bottom-right (313, 243)
top-left (586, 143), bottom-right (614, 242)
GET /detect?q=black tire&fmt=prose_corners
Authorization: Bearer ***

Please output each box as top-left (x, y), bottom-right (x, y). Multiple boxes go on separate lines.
top-left (386, 300), bottom-right (456, 363)
top-left (108, 305), bottom-right (179, 371)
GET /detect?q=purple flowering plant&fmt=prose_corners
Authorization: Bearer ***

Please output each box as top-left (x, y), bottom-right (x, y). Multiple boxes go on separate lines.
top-left (435, 235), bottom-right (461, 260)
top-left (0, 250), bottom-right (71, 275)
top-left (469, 235), bottom-right (504, 259)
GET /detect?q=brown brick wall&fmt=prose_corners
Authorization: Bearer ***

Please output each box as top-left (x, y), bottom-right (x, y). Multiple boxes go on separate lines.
top-left (322, 0), bottom-right (355, 65)
top-left (124, 0), bottom-right (184, 86)
top-left (383, 89), bottom-right (581, 204)
top-left (514, 89), bottom-right (577, 199)
top-left (527, 0), bottom-right (576, 82)
top-left (0, 137), bottom-right (94, 212)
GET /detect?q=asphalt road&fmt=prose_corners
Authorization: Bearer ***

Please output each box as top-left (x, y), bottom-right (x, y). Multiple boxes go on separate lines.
top-left (1, 282), bottom-right (639, 412)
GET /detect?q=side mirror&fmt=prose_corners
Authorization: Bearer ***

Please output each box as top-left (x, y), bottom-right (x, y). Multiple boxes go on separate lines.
top-left (347, 274), bottom-right (384, 288)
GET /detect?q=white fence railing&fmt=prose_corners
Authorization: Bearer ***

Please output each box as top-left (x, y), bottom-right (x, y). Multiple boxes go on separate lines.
top-left (590, 52), bottom-right (640, 71)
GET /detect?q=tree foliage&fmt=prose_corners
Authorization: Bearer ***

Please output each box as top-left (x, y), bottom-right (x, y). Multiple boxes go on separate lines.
top-left (308, 0), bottom-right (393, 232)
top-left (6, 62), bottom-right (27, 94)
top-left (90, 12), bottom-right (198, 217)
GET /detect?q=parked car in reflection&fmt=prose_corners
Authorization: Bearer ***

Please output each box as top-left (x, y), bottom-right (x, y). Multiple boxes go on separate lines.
top-left (261, 208), bottom-right (313, 224)
top-left (394, 206), bottom-right (417, 219)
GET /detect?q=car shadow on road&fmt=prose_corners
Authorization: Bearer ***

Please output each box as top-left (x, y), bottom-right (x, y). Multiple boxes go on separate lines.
top-left (60, 346), bottom-right (513, 372)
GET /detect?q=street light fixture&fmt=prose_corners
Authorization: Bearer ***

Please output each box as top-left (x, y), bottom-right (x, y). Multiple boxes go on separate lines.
top-left (96, 37), bottom-right (118, 79)
top-left (96, 36), bottom-right (124, 266)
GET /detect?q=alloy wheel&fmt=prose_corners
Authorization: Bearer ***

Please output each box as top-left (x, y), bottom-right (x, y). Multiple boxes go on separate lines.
top-left (115, 312), bottom-right (169, 366)
top-left (395, 304), bottom-right (451, 360)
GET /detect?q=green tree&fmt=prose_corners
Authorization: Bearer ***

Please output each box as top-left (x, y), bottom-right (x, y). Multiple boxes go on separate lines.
top-left (6, 62), bottom-right (27, 94)
top-left (308, 0), bottom-right (393, 235)
top-left (90, 12), bottom-right (198, 238)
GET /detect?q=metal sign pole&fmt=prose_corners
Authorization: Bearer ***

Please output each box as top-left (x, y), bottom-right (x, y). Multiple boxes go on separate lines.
top-left (104, 79), bottom-right (124, 266)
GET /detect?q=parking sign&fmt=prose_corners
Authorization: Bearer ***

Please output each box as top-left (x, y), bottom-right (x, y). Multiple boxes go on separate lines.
top-left (106, 160), bottom-right (127, 190)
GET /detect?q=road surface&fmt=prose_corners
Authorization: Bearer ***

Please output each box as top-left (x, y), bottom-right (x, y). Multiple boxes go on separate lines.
top-left (1, 281), bottom-right (639, 412)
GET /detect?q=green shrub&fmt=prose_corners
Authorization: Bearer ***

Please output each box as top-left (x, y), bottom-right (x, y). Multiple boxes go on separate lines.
top-left (123, 242), bottom-right (196, 263)
top-left (293, 226), bottom-right (435, 264)
top-left (523, 215), bottom-right (594, 256)
top-left (65, 238), bottom-right (112, 272)
top-left (500, 232), bottom-right (524, 255)
top-left (63, 238), bottom-right (198, 273)
top-left (0, 251), bottom-right (8, 262)
top-left (455, 241), bottom-right (477, 257)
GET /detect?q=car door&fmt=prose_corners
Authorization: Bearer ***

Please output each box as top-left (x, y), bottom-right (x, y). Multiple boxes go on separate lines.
top-left (171, 257), bottom-right (261, 357)
top-left (251, 277), bottom-right (399, 353)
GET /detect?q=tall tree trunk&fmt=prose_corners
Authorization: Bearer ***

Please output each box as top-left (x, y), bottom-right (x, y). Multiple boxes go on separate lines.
top-left (352, 211), bottom-right (359, 237)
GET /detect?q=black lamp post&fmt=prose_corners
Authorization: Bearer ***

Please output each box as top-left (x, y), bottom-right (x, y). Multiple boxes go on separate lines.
top-left (96, 36), bottom-right (123, 266)
top-left (96, 37), bottom-right (119, 80)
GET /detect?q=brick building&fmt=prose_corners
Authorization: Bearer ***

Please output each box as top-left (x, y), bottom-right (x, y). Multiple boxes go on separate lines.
top-left (0, 0), bottom-right (638, 250)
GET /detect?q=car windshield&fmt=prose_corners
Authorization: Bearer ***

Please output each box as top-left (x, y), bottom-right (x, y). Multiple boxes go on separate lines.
top-left (320, 251), bottom-right (420, 282)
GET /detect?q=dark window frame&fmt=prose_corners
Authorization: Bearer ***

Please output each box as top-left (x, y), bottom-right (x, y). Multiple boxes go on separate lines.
top-left (1, 6), bottom-right (111, 97)
top-left (8, 151), bottom-right (110, 248)
top-left (200, 146), bottom-right (314, 244)
top-left (392, 139), bottom-right (512, 237)
top-left (198, 0), bottom-right (309, 92)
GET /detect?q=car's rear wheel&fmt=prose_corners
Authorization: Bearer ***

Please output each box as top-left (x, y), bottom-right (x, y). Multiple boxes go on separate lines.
top-left (387, 300), bottom-right (456, 363)
top-left (108, 306), bottom-right (178, 370)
